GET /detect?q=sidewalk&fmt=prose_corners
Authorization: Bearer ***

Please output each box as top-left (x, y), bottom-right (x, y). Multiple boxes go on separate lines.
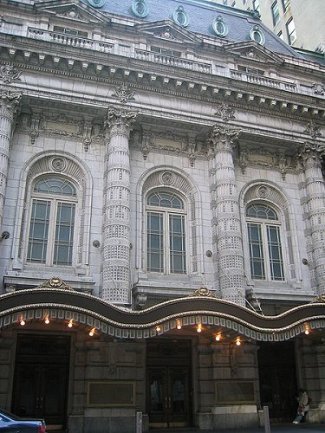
top-left (150, 424), bottom-right (325, 433)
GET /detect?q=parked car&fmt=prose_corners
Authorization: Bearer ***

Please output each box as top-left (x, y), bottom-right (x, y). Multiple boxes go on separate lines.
top-left (0, 409), bottom-right (46, 433)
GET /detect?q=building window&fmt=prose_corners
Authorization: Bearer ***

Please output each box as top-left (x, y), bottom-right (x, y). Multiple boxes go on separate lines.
top-left (250, 25), bottom-right (265, 45)
top-left (286, 17), bottom-right (296, 44)
top-left (131, 0), bottom-right (149, 18)
top-left (27, 176), bottom-right (77, 266)
top-left (277, 30), bottom-right (283, 40)
top-left (212, 16), bottom-right (229, 37)
top-left (172, 6), bottom-right (189, 27)
top-left (271, 1), bottom-right (280, 26)
top-left (252, 0), bottom-right (260, 13)
top-left (282, 0), bottom-right (290, 11)
top-left (146, 191), bottom-right (186, 274)
top-left (246, 203), bottom-right (284, 281)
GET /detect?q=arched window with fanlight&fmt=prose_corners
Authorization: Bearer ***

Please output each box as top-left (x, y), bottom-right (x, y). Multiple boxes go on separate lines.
top-left (27, 176), bottom-right (78, 266)
top-left (146, 190), bottom-right (186, 274)
top-left (246, 203), bottom-right (284, 281)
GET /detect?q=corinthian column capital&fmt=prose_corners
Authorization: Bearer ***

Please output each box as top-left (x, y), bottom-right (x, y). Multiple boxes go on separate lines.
top-left (209, 125), bottom-right (241, 153)
top-left (0, 90), bottom-right (22, 116)
top-left (105, 107), bottom-right (137, 139)
top-left (298, 141), bottom-right (325, 167)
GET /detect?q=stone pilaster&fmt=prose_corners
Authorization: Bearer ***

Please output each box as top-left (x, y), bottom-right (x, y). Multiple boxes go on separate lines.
top-left (209, 125), bottom-right (246, 305)
top-left (0, 91), bottom-right (21, 228)
top-left (299, 141), bottom-right (325, 295)
top-left (102, 108), bottom-right (137, 303)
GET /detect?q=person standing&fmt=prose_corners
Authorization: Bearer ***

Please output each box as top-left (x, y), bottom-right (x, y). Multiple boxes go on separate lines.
top-left (293, 389), bottom-right (310, 424)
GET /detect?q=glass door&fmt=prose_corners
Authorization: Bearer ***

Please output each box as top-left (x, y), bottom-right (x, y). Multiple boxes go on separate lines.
top-left (148, 367), bottom-right (190, 428)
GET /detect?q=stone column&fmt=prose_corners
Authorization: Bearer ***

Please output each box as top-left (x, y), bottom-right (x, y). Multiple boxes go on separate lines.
top-left (102, 108), bottom-right (136, 304)
top-left (300, 141), bottom-right (325, 295)
top-left (209, 125), bottom-right (246, 305)
top-left (0, 91), bottom-right (21, 228)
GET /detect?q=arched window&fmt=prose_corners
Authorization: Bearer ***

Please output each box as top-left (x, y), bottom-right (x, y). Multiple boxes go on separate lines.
top-left (246, 203), bottom-right (284, 281)
top-left (146, 191), bottom-right (186, 274)
top-left (27, 176), bottom-right (78, 266)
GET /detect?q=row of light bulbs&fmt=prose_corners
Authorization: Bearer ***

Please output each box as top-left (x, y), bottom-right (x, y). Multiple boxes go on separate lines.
top-left (19, 316), bottom-right (97, 337)
top-left (155, 322), bottom-right (242, 345)
top-left (18, 316), bottom-right (312, 341)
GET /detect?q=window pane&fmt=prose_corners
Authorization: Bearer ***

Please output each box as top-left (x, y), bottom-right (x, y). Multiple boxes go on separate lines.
top-left (27, 200), bottom-right (50, 263)
top-left (34, 177), bottom-right (76, 196)
top-left (147, 212), bottom-right (163, 272)
top-left (147, 192), bottom-right (183, 209)
top-left (170, 215), bottom-right (186, 273)
top-left (54, 203), bottom-right (75, 265)
top-left (267, 225), bottom-right (284, 280)
top-left (247, 223), bottom-right (265, 279)
top-left (271, 1), bottom-right (280, 25)
top-left (246, 204), bottom-right (278, 220)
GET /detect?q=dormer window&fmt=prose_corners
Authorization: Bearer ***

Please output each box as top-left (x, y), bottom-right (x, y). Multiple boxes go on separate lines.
top-left (212, 16), bottom-right (229, 37)
top-left (173, 6), bottom-right (189, 27)
top-left (250, 25), bottom-right (265, 45)
top-left (87, 0), bottom-right (106, 8)
top-left (131, 0), bottom-right (149, 18)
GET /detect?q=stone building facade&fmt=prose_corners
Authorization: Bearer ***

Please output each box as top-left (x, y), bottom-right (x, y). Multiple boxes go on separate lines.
top-left (0, 0), bottom-right (324, 432)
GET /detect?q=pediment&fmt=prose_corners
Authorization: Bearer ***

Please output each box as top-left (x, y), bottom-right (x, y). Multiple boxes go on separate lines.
top-left (224, 41), bottom-right (284, 65)
top-left (135, 20), bottom-right (202, 44)
top-left (35, 0), bottom-right (108, 24)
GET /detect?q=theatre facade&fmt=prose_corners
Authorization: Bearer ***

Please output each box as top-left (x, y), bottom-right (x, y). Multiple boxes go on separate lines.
top-left (0, 0), bottom-right (324, 431)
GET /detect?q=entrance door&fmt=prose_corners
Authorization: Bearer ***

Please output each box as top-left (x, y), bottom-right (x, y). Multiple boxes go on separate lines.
top-left (148, 367), bottom-right (190, 428)
top-left (147, 339), bottom-right (192, 429)
top-left (12, 334), bottom-right (70, 428)
top-left (258, 341), bottom-right (297, 421)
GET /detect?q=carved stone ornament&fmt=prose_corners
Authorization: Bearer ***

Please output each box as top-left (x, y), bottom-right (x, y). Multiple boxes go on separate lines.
top-left (191, 287), bottom-right (213, 297)
top-left (0, 90), bottom-right (22, 110)
top-left (311, 294), bottom-right (325, 303)
top-left (312, 83), bottom-right (325, 96)
top-left (209, 125), bottom-right (241, 152)
top-left (161, 171), bottom-right (175, 185)
top-left (112, 83), bottom-right (135, 104)
top-left (0, 64), bottom-right (22, 84)
top-left (105, 108), bottom-right (138, 127)
top-left (51, 157), bottom-right (66, 172)
top-left (257, 185), bottom-right (269, 198)
top-left (304, 121), bottom-right (322, 140)
top-left (37, 277), bottom-right (74, 290)
top-left (299, 141), bottom-right (325, 161)
top-left (214, 103), bottom-right (236, 122)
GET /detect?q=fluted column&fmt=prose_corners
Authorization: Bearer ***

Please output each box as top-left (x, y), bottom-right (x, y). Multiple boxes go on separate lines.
top-left (102, 108), bottom-right (136, 303)
top-left (209, 125), bottom-right (246, 305)
top-left (0, 91), bottom-right (21, 228)
top-left (300, 141), bottom-right (325, 295)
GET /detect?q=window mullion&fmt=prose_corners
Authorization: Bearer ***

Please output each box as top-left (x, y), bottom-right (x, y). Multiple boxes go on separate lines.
top-left (165, 211), bottom-right (170, 274)
top-left (261, 224), bottom-right (271, 279)
top-left (47, 200), bottom-right (57, 265)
